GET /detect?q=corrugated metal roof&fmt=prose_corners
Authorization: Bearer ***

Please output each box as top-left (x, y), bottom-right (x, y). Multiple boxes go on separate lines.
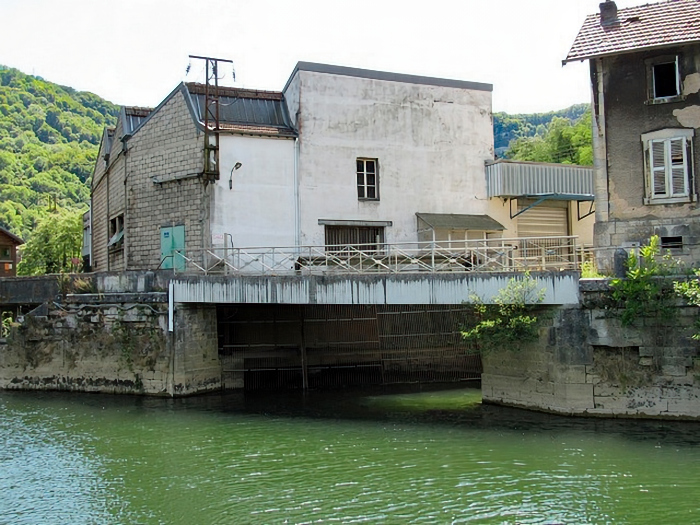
top-left (416, 213), bottom-right (505, 231)
top-left (123, 106), bottom-right (153, 135)
top-left (485, 160), bottom-right (594, 198)
top-left (564, 0), bottom-right (700, 63)
top-left (186, 83), bottom-right (296, 137)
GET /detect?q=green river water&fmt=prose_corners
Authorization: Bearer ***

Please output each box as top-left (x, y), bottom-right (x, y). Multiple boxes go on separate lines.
top-left (1, 386), bottom-right (699, 524)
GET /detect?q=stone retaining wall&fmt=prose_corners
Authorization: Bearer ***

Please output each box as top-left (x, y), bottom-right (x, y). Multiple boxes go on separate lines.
top-left (481, 281), bottom-right (700, 419)
top-left (0, 294), bottom-right (220, 396)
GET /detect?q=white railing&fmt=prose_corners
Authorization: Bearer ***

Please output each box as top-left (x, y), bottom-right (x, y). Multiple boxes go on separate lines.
top-left (162, 236), bottom-right (589, 276)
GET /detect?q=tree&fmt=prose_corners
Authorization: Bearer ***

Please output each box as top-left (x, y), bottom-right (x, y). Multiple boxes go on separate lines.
top-left (505, 110), bottom-right (593, 166)
top-left (17, 209), bottom-right (84, 275)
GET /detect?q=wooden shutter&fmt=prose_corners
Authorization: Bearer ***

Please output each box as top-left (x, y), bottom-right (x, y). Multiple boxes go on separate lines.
top-left (669, 137), bottom-right (688, 197)
top-left (650, 139), bottom-right (668, 197)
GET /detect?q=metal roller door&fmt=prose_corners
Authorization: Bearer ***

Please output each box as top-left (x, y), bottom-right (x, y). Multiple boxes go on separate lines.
top-left (517, 206), bottom-right (568, 238)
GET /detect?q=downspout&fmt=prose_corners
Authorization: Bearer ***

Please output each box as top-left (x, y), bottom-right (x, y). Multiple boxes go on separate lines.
top-left (592, 58), bottom-right (609, 223)
top-left (106, 159), bottom-right (110, 272)
top-left (294, 137), bottom-right (301, 250)
top-left (122, 138), bottom-right (129, 270)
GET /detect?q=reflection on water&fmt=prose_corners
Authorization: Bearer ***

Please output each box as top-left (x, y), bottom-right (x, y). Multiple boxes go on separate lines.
top-left (1, 386), bottom-right (700, 524)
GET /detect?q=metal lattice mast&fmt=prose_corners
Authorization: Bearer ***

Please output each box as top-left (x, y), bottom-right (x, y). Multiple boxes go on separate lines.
top-left (189, 55), bottom-right (233, 183)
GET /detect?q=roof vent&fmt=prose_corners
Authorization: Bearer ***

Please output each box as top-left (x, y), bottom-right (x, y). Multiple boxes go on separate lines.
top-left (599, 1), bottom-right (619, 26)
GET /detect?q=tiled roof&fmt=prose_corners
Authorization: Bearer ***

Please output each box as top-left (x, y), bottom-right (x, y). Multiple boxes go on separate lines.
top-left (564, 0), bottom-right (700, 63)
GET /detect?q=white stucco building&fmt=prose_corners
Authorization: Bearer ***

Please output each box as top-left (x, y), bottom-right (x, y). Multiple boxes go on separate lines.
top-left (89, 61), bottom-right (593, 273)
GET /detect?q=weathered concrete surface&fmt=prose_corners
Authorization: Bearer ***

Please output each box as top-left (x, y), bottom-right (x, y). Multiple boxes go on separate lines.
top-left (0, 295), bottom-right (220, 396)
top-left (172, 271), bottom-right (580, 306)
top-left (482, 282), bottom-right (700, 419)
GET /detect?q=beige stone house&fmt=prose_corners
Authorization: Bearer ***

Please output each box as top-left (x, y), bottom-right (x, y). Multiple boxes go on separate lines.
top-left (565, 0), bottom-right (700, 268)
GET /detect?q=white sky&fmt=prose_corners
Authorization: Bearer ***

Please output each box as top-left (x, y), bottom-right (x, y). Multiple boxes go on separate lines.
top-left (0, 0), bottom-right (644, 114)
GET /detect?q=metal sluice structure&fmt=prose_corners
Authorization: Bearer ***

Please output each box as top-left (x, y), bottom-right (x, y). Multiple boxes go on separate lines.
top-left (168, 235), bottom-right (591, 276)
top-left (218, 304), bottom-right (482, 390)
top-left (172, 236), bottom-right (587, 390)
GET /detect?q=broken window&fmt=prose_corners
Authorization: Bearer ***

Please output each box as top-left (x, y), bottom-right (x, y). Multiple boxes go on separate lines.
top-left (108, 213), bottom-right (124, 249)
top-left (356, 158), bottom-right (379, 200)
top-left (647, 55), bottom-right (681, 102)
top-left (642, 129), bottom-right (694, 204)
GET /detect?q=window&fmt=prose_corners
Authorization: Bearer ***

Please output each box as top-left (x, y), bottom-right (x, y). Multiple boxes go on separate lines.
top-left (356, 158), bottom-right (378, 200)
top-left (108, 213), bottom-right (124, 249)
top-left (647, 55), bottom-right (682, 103)
top-left (325, 225), bottom-right (384, 253)
top-left (642, 129), bottom-right (694, 204)
top-left (0, 247), bottom-right (10, 259)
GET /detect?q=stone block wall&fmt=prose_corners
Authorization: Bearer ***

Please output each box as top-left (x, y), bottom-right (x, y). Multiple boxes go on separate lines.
top-left (126, 90), bottom-right (207, 270)
top-left (0, 293), bottom-right (221, 396)
top-left (481, 285), bottom-right (700, 419)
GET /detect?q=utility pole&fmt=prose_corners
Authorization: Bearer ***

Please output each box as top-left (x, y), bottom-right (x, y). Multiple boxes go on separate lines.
top-left (188, 55), bottom-right (234, 183)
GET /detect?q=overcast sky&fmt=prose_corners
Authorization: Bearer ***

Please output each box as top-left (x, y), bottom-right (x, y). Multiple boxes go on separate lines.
top-left (1, 0), bottom-right (644, 114)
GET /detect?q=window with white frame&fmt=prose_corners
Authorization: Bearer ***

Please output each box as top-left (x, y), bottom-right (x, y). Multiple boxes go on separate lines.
top-left (642, 128), bottom-right (694, 204)
top-left (646, 55), bottom-right (682, 103)
top-left (356, 158), bottom-right (378, 200)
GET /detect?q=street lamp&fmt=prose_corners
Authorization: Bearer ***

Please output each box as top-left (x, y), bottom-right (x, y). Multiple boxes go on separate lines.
top-left (229, 162), bottom-right (242, 189)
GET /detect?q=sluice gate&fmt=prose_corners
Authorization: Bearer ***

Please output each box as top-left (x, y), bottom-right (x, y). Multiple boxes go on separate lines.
top-left (217, 304), bottom-right (481, 390)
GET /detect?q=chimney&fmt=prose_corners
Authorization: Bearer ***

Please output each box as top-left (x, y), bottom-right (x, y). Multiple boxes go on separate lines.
top-left (599, 1), bottom-right (619, 26)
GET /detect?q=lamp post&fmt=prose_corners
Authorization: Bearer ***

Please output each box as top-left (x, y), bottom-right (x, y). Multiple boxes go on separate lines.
top-left (229, 162), bottom-right (242, 190)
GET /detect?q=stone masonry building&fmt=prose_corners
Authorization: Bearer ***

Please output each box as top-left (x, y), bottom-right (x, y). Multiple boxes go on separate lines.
top-left (565, 0), bottom-right (700, 268)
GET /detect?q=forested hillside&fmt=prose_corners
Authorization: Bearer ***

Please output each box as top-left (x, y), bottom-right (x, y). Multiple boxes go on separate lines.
top-left (493, 103), bottom-right (589, 154)
top-left (0, 66), bottom-right (118, 241)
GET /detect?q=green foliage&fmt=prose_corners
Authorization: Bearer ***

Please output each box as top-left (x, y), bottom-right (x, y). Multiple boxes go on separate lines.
top-left (504, 111), bottom-right (593, 165)
top-left (674, 270), bottom-right (700, 340)
top-left (1, 311), bottom-right (12, 338)
top-left (462, 273), bottom-right (546, 353)
top-left (493, 103), bottom-right (589, 155)
top-left (17, 209), bottom-right (84, 275)
top-left (581, 260), bottom-right (604, 279)
top-left (609, 236), bottom-right (680, 326)
top-left (0, 65), bottom-right (118, 242)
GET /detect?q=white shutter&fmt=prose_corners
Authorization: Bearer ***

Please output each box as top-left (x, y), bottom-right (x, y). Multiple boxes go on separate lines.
top-left (650, 139), bottom-right (668, 197)
top-left (669, 137), bottom-right (688, 197)
top-left (517, 206), bottom-right (568, 238)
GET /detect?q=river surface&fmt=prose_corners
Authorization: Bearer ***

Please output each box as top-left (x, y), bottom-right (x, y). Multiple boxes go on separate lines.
top-left (1, 386), bottom-right (700, 524)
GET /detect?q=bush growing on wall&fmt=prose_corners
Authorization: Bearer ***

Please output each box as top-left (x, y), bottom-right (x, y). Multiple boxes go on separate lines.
top-left (609, 235), bottom-right (680, 326)
top-left (461, 273), bottom-right (545, 353)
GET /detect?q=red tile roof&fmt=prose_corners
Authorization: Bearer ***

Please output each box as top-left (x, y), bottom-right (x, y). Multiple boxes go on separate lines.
top-left (564, 0), bottom-right (700, 63)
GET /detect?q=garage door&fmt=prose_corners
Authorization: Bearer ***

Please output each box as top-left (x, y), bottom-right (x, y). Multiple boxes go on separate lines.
top-left (517, 206), bottom-right (568, 238)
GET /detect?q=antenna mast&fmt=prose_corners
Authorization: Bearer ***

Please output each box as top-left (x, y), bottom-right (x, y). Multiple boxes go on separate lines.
top-left (189, 55), bottom-right (234, 183)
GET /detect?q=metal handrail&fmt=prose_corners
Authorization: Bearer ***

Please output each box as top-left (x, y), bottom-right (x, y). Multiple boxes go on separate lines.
top-left (165, 236), bottom-right (585, 276)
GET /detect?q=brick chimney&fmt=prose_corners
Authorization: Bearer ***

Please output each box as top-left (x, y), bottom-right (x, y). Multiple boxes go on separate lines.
top-left (599, 0), bottom-right (619, 26)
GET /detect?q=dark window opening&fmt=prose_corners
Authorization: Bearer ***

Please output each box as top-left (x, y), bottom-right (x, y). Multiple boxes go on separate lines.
top-left (325, 225), bottom-right (384, 254)
top-left (653, 61), bottom-right (679, 99)
top-left (661, 236), bottom-right (683, 250)
top-left (108, 214), bottom-right (124, 249)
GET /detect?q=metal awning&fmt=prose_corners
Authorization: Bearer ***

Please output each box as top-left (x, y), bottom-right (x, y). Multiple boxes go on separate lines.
top-left (416, 213), bottom-right (505, 231)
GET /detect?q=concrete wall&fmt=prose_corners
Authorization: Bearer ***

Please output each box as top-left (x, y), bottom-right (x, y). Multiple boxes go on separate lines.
top-left (212, 135), bottom-right (297, 248)
top-left (594, 44), bottom-right (700, 266)
top-left (172, 271), bottom-right (580, 306)
top-left (482, 282), bottom-right (700, 419)
top-left (287, 68), bottom-right (495, 245)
